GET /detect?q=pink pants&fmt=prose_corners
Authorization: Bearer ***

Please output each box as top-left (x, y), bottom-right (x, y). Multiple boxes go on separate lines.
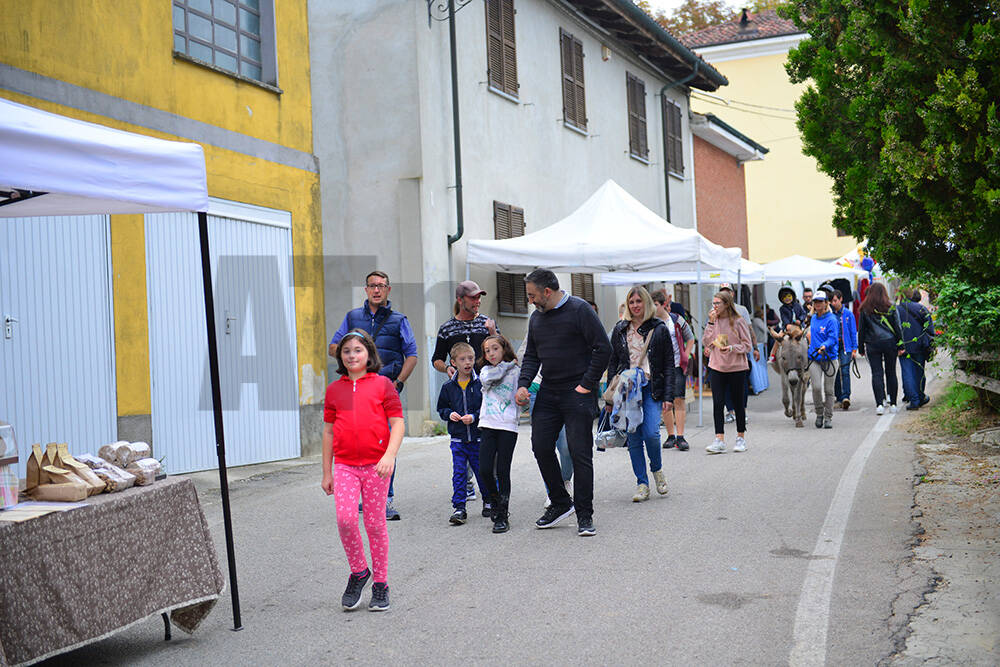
top-left (334, 462), bottom-right (391, 582)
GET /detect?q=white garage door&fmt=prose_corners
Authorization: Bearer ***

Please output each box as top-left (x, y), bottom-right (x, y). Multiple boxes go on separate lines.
top-left (0, 216), bottom-right (117, 478)
top-left (145, 200), bottom-right (300, 473)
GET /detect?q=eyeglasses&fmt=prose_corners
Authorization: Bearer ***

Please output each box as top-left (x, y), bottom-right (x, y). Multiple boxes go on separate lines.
top-left (366, 283), bottom-right (388, 291)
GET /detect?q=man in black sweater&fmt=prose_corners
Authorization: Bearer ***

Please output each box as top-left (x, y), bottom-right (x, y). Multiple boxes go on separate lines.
top-left (515, 269), bottom-right (611, 536)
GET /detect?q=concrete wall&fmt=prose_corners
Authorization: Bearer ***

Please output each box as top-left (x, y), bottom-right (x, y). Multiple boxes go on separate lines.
top-left (690, 41), bottom-right (856, 262)
top-left (693, 135), bottom-right (749, 257)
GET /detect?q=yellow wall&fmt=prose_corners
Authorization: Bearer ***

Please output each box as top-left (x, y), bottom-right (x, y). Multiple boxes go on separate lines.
top-left (692, 51), bottom-right (857, 262)
top-left (1, 1), bottom-right (326, 411)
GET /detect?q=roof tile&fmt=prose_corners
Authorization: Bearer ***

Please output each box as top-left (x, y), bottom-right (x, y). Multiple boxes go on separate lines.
top-left (679, 10), bottom-right (803, 49)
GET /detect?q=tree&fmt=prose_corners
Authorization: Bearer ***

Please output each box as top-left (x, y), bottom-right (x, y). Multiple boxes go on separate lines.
top-left (655, 0), bottom-right (736, 34)
top-left (783, 1), bottom-right (1000, 285)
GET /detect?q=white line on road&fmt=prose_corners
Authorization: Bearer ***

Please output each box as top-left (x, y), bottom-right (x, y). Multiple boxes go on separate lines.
top-left (789, 411), bottom-right (897, 666)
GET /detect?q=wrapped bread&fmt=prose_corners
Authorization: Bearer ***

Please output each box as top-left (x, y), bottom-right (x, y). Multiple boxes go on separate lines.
top-left (115, 442), bottom-right (151, 467)
top-left (54, 444), bottom-right (105, 495)
top-left (126, 457), bottom-right (161, 486)
top-left (91, 465), bottom-right (137, 493)
top-left (99, 441), bottom-right (129, 465)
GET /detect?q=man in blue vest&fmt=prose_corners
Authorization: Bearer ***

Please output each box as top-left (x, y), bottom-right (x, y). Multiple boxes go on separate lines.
top-left (329, 270), bottom-right (418, 520)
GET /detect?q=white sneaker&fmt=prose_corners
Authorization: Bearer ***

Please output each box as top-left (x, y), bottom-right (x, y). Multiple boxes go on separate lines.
top-left (876, 404), bottom-right (885, 415)
top-left (733, 436), bottom-right (747, 452)
top-left (706, 439), bottom-right (726, 454)
top-left (544, 496), bottom-right (552, 509)
top-left (889, 404), bottom-right (898, 413)
top-left (724, 411), bottom-right (736, 424)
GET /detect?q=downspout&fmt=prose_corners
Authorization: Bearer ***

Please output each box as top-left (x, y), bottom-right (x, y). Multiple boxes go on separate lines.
top-left (446, 0), bottom-right (464, 246)
top-left (659, 60), bottom-right (699, 223)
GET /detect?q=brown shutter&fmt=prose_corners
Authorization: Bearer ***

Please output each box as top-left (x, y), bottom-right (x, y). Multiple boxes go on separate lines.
top-left (486, 0), bottom-right (504, 90)
top-left (571, 273), bottom-right (595, 302)
top-left (494, 201), bottom-right (528, 314)
top-left (627, 73), bottom-right (648, 159)
top-left (560, 29), bottom-right (586, 130)
top-left (500, 0), bottom-right (518, 97)
top-left (663, 97), bottom-right (684, 175)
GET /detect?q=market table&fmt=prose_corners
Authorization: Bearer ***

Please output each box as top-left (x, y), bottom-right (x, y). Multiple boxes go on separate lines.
top-left (0, 477), bottom-right (224, 666)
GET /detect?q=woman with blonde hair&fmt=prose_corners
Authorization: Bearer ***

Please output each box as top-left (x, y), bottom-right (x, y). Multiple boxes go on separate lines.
top-left (606, 286), bottom-right (675, 501)
top-left (702, 290), bottom-right (753, 454)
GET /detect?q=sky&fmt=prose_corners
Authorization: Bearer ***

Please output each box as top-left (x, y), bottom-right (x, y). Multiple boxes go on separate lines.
top-left (645, 0), bottom-right (742, 14)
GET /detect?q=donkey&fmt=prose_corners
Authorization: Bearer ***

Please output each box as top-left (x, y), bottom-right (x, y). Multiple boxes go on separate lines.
top-left (770, 326), bottom-right (809, 427)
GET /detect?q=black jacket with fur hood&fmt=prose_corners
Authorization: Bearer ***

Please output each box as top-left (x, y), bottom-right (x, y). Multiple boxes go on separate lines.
top-left (607, 317), bottom-right (675, 403)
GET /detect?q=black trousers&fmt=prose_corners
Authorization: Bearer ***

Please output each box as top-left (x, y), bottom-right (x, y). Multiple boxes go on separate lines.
top-left (867, 345), bottom-right (899, 406)
top-left (531, 386), bottom-right (597, 519)
top-left (479, 428), bottom-right (517, 501)
top-left (710, 368), bottom-right (747, 434)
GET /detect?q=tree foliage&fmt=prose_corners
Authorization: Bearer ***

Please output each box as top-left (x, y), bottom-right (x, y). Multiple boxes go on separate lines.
top-left (782, 1), bottom-right (1000, 286)
top-left (636, 1), bottom-right (786, 34)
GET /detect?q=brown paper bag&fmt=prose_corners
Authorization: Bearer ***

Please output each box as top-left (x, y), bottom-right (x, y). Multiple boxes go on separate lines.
top-left (26, 444), bottom-right (45, 491)
top-left (55, 444), bottom-right (106, 495)
top-left (29, 466), bottom-right (89, 501)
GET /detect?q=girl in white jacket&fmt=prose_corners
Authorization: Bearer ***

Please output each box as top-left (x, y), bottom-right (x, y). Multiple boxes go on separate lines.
top-left (478, 334), bottom-right (520, 533)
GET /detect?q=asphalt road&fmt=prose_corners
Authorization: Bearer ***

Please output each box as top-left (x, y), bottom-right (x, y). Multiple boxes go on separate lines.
top-left (43, 360), bottom-right (925, 666)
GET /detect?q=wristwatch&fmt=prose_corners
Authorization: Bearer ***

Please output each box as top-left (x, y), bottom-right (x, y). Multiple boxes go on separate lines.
top-left (395, 380), bottom-right (404, 393)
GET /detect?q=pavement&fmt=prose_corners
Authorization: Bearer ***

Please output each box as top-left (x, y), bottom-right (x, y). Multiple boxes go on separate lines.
top-left (37, 357), bottom-right (999, 666)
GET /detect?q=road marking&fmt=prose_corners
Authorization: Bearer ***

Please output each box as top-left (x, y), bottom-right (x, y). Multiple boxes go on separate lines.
top-left (789, 412), bottom-right (896, 666)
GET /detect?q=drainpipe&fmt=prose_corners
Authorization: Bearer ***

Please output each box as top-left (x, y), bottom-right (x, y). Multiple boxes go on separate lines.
top-left (446, 0), bottom-right (464, 246)
top-left (659, 60), bottom-right (699, 223)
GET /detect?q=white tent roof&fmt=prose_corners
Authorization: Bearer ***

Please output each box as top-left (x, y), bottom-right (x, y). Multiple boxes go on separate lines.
top-left (466, 179), bottom-right (741, 274)
top-left (0, 97), bottom-right (208, 217)
top-left (601, 258), bottom-right (765, 286)
top-left (760, 254), bottom-right (868, 282)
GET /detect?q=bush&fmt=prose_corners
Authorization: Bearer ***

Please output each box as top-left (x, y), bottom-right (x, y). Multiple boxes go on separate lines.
top-left (932, 271), bottom-right (1000, 354)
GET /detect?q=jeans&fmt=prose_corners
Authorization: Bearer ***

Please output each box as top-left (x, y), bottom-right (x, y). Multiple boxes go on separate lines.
top-left (626, 384), bottom-right (662, 486)
top-left (809, 360), bottom-right (837, 419)
top-left (531, 386), bottom-right (597, 519)
top-left (867, 345), bottom-right (899, 406)
top-left (834, 350), bottom-right (852, 402)
top-left (900, 351), bottom-right (927, 405)
top-left (710, 369), bottom-right (747, 434)
top-left (529, 392), bottom-right (572, 482)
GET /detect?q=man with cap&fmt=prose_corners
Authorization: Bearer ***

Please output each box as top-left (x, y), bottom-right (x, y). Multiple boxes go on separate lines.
top-left (330, 270), bottom-right (418, 520)
top-left (432, 281), bottom-right (498, 376)
top-left (806, 291), bottom-right (840, 428)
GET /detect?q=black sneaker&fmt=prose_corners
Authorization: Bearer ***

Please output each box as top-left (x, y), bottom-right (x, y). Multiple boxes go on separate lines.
top-left (823, 417), bottom-right (832, 429)
top-left (341, 568), bottom-right (371, 610)
top-left (449, 507), bottom-right (467, 525)
top-left (815, 416), bottom-right (824, 429)
top-left (577, 516), bottom-right (596, 537)
top-left (492, 513), bottom-right (509, 533)
top-left (663, 435), bottom-right (676, 449)
top-left (482, 502), bottom-right (492, 518)
top-left (368, 582), bottom-right (389, 612)
top-left (675, 436), bottom-right (689, 451)
top-left (535, 503), bottom-right (574, 529)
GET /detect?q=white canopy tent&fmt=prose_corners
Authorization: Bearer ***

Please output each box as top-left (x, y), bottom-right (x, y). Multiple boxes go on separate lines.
top-left (466, 179), bottom-right (741, 273)
top-left (0, 97), bottom-right (242, 629)
top-left (759, 254), bottom-right (868, 282)
top-left (600, 258), bottom-right (766, 286)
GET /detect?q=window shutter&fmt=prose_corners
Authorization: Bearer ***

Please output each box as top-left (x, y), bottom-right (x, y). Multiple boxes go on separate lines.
top-left (572, 37), bottom-right (586, 128)
top-left (627, 73), bottom-right (648, 159)
top-left (500, 0), bottom-right (518, 97)
top-left (560, 30), bottom-right (586, 130)
top-left (486, 0), bottom-right (504, 91)
top-left (663, 98), bottom-right (684, 175)
top-left (571, 273), bottom-right (594, 303)
top-left (494, 201), bottom-right (528, 314)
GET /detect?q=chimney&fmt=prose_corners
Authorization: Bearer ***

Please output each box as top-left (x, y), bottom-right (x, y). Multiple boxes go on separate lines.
top-left (738, 8), bottom-right (756, 35)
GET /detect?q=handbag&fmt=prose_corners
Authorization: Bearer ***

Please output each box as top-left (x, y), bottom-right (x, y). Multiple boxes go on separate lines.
top-left (602, 328), bottom-right (654, 404)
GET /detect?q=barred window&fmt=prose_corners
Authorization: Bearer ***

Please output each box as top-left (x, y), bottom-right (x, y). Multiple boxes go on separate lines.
top-left (173, 0), bottom-right (277, 86)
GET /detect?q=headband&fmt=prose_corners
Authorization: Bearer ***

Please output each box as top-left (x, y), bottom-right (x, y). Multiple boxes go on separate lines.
top-left (343, 332), bottom-right (366, 339)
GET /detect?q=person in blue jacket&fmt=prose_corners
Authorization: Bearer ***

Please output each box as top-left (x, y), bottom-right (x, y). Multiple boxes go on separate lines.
top-left (807, 291), bottom-right (840, 429)
top-left (330, 270), bottom-right (418, 520)
top-left (831, 289), bottom-right (859, 410)
top-left (778, 286), bottom-right (808, 331)
top-left (436, 342), bottom-right (486, 525)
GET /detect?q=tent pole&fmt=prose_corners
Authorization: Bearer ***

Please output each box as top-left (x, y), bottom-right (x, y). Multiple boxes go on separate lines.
top-left (697, 261), bottom-right (703, 428)
top-left (198, 211), bottom-right (243, 632)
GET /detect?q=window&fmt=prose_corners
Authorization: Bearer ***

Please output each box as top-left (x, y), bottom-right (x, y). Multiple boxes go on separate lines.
top-left (493, 201), bottom-right (528, 314)
top-left (571, 273), bottom-right (595, 303)
top-left (662, 98), bottom-right (684, 176)
top-left (626, 73), bottom-right (648, 161)
top-left (560, 29), bottom-right (587, 131)
top-left (173, 0), bottom-right (277, 86)
top-left (486, 0), bottom-right (518, 99)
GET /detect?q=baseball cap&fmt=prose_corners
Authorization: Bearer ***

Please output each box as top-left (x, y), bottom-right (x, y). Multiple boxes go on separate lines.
top-left (812, 291), bottom-right (828, 301)
top-left (718, 282), bottom-right (733, 292)
top-left (455, 280), bottom-right (486, 299)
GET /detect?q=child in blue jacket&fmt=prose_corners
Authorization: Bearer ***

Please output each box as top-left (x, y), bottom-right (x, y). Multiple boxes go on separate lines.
top-left (436, 342), bottom-right (486, 524)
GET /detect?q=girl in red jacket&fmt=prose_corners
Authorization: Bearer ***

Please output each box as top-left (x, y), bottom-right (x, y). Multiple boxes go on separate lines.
top-left (322, 329), bottom-right (404, 612)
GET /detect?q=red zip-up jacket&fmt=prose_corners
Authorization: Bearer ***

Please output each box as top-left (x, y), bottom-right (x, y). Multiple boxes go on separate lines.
top-left (323, 373), bottom-right (403, 466)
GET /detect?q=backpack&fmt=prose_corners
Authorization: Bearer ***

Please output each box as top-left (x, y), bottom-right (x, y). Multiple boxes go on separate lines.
top-left (669, 312), bottom-right (689, 374)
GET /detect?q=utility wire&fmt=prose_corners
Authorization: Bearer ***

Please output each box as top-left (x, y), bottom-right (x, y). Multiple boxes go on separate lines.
top-left (692, 96), bottom-right (799, 121)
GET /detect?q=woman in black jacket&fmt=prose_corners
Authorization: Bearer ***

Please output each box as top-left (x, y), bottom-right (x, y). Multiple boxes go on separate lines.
top-left (607, 286), bottom-right (675, 502)
top-left (858, 282), bottom-right (904, 414)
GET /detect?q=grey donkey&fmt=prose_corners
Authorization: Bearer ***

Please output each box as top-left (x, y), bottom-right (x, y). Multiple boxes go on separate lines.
top-left (770, 326), bottom-right (809, 428)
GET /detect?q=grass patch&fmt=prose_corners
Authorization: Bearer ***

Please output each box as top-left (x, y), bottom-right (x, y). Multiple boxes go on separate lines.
top-left (925, 382), bottom-right (991, 437)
